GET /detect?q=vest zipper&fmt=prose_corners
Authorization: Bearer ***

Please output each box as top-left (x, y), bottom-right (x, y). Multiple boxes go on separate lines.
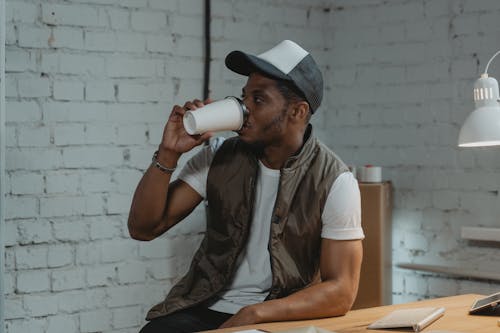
top-left (266, 168), bottom-right (283, 299)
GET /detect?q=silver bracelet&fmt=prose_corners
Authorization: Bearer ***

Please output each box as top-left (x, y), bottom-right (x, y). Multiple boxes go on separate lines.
top-left (152, 150), bottom-right (176, 174)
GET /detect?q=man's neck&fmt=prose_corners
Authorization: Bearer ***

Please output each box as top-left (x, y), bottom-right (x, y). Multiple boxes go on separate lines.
top-left (260, 130), bottom-right (307, 170)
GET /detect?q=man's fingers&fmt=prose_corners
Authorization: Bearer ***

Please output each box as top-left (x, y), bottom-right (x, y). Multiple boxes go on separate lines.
top-left (182, 101), bottom-right (194, 110)
top-left (198, 132), bottom-right (213, 143)
top-left (190, 132), bottom-right (212, 144)
top-left (193, 99), bottom-right (204, 108)
top-left (170, 98), bottom-right (206, 123)
top-left (170, 105), bottom-right (186, 120)
top-left (183, 99), bottom-right (205, 111)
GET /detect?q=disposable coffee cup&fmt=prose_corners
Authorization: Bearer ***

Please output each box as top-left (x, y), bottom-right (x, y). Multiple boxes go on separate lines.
top-left (183, 96), bottom-right (248, 135)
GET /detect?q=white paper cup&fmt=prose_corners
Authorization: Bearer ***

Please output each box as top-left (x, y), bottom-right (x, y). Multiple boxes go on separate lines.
top-left (183, 97), bottom-right (248, 135)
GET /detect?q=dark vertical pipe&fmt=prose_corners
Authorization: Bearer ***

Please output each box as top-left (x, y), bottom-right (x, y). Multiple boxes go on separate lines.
top-left (203, 0), bottom-right (211, 101)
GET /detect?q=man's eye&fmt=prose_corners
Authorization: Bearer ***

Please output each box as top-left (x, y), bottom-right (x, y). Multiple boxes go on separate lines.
top-left (254, 96), bottom-right (263, 103)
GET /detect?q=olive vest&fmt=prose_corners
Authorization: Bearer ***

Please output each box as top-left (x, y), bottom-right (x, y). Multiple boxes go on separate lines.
top-left (146, 126), bottom-right (348, 320)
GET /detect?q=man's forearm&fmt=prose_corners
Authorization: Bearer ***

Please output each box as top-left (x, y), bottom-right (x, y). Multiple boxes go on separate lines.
top-left (255, 280), bottom-right (355, 322)
top-left (128, 166), bottom-right (173, 240)
top-left (220, 280), bottom-right (357, 328)
top-left (127, 150), bottom-right (179, 240)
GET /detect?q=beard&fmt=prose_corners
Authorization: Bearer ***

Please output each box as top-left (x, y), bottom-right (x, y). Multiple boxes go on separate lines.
top-left (241, 106), bottom-right (288, 156)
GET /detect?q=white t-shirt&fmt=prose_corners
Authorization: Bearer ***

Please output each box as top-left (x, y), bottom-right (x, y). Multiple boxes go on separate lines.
top-left (178, 138), bottom-right (364, 314)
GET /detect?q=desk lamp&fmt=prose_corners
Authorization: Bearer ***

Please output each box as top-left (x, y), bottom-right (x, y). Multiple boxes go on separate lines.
top-left (458, 50), bottom-right (500, 147)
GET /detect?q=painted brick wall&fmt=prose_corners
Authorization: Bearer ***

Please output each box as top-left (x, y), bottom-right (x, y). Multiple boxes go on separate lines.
top-left (4, 0), bottom-right (500, 332)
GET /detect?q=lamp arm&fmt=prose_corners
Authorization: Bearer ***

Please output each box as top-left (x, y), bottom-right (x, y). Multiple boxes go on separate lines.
top-left (484, 49), bottom-right (500, 74)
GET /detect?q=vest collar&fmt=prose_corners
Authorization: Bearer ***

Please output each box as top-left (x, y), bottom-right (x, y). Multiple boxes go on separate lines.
top-left (282, 124), bottom-right (317, 171)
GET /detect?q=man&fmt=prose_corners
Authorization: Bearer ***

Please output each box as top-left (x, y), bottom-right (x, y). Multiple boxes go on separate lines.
top-left (128, 40), bottom-right (364, 333)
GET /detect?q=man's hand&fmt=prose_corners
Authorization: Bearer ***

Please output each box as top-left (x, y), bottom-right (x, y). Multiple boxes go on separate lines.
top-left (158, 99), bottom-right (213, 162)
top-left (218, 305), bottom-right (262, 329)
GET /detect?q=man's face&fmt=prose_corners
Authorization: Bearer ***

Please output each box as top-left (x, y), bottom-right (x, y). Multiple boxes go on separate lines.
top-left (237, 72), bottom-right (290, 147)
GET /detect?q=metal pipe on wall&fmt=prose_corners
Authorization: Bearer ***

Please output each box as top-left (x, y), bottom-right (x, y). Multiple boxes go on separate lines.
top-left (203, 0), bottom-right (211, 101)
top-left (0, 0), bottom-right (6, 330)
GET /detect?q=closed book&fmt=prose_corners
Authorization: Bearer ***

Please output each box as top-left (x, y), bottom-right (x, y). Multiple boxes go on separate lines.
top-left (368, 307), bottom-right (445, 332)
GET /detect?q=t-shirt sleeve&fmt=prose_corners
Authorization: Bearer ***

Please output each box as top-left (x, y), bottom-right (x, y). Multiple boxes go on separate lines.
top-left (321, 171), bottom-right (364, 240)
top-left (177, 137), bottom-right (225, 198)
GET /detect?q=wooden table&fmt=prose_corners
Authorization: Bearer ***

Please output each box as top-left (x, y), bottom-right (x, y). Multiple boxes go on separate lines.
top-left (204, 294), bottom-right (499, 332)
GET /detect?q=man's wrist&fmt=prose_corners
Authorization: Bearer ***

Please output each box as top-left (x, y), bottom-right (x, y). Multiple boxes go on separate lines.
top-left (152, 150), bottom-right (178, 174)
top-left (244, 304), bottom-right (265, 324)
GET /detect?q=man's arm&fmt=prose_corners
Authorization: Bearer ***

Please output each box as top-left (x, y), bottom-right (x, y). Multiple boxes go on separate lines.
top-left (219, 238), bottom-right (363, 328)
top-left (128, 99), bottom-right (212, 241)
top-left (128, 171), bottom-right (203, 241)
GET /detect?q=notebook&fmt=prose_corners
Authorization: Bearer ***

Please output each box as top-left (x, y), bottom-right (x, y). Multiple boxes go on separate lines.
top-left (469, 291), bottom-right (500, 314)
top-left (368, 307), bottom-right (445, 332)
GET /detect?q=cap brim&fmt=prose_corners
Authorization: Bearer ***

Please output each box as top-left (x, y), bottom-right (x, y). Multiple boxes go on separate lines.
top-left (225, 51), bottom-right (290, 81)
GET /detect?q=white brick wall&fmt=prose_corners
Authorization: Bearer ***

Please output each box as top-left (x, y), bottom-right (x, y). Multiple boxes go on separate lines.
top-left (4, 0), bottom-right (500, 332)
top-left (325, 0), bottom-right (500, 303)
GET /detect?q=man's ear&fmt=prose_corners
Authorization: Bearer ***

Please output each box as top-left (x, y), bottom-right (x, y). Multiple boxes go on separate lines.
top-left (290, 101), bottom-right (310, 122)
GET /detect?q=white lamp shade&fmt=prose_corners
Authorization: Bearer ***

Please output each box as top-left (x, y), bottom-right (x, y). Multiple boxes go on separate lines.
top-left (458, 74), bottom-right (500, 147)
top-left (458, 105), bottom-right (500, 147)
